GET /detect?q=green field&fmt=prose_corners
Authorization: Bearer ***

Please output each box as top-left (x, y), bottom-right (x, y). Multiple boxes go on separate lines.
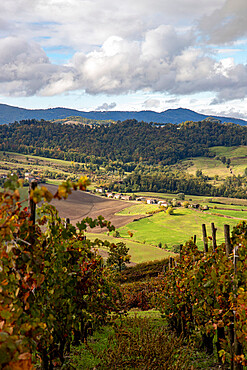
top-left (1, 151), bottom-right (74, 166)
top-left (117, 203), bottom-right (158, 215)
top-left (86, 232), bottom-right (174, 263)
top-left (116, 207), bottom-right (245, 249)
top-left (209, 145), bottom-right (247, 158)
top-left (207, 208), bottom-right (247, 219)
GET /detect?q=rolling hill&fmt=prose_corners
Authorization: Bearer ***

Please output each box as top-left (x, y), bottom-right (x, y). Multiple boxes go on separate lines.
top-left (0, 103), bottom-right (246, 125)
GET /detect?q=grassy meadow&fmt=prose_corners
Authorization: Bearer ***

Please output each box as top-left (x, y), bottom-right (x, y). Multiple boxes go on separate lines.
top-left (117, 203), bottom-right (158, 215)
top-left (86, 232), bottom-right (174, 263)
top-left (182, 145), bottom-right (247, 178)
top-left (115, 205), bottom-right (247, 250)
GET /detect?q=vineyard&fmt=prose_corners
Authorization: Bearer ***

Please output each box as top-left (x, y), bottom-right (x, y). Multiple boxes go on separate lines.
top-left (1, 176), bottom-right (247, 369)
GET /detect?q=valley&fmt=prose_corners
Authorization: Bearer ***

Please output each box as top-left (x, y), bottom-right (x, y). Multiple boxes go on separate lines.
top-left (2, 122), bottom-right (247, 262)
top-left (2, 117), bottom-right (247, 368)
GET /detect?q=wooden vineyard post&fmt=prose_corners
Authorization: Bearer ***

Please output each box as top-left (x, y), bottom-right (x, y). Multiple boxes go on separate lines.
top-left (233, 245), bottom-right (243, 370)
top-left (65, 217), bottom-right (70, 228)
top-left (223, 224), bottom-right (243, 369)
top-left (28, 181), bottom-right (37, 245)
top-left (169, 257), bottom-right (173, 270)
top-left (29, 181), bottom-right (37, 224)
top-left (193, 235), bottom-right (197, 244)
top-left (179, 244), bottom-right (182, 260)
top-left (202, 224), bottom-right (208, 253)
top-left (224, 224), bottom-right (231, 257)
top-left (211, 222), bottom-right (217, 251)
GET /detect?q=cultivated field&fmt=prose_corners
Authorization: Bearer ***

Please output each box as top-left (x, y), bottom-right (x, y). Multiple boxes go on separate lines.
top-left (16, 183), bottom-right (247, 255)
top-left (44, 184), bottom-right (143, 229)
top-left (2, 147), bottom-right (247, 261)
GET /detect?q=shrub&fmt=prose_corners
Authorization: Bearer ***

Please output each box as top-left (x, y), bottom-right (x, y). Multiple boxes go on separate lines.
top-left (182, 201), bottom-right (189, 208)
top-left (113, 230), bottom-right (120, 237)
top-left (166, 206), bottom-right (174, 215)
top-left (106, 242), bottom-right (130, 272)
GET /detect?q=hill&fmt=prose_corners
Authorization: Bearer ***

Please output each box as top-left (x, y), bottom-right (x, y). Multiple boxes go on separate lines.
top-left (0, 103), bottom-right (246, 125)
top-left (1, 118), bottom-right (247, 167)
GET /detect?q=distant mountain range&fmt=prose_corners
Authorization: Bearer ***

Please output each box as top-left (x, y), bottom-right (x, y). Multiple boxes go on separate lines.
top-left (0, 103), bottom-right (246, 126)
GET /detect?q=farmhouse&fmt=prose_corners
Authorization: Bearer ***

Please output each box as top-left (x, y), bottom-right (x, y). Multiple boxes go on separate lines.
top-left (95, 187), bottom-right (104, 193)
top-left (146, 199), bottom-right (157, 204)
top-left (136, 197), bottom-right (145, 201)
top-left (24, 172), bottom-right (36, 182)
top-left (106, 192), bottom-right (114, 198)
top-left (121, 195), bottom-right (132, 201)
top-left (159, 203), bottom-right (168, 207)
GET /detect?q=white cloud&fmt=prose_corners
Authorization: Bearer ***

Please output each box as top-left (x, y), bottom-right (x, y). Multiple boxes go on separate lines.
top-left (143, 98), bottom-right (161, 109)
top-left (0, 36), bottom-right (69, 96)
top-left (0, 0), bottom-right (247, 112)
top-left (0, 28), bottom-right (247, 104)
top-left (141, 25), bottom-right (193, 60)
top-left (0, 0), bottom-right (224, 50)
top-left (199, 0), bottom-right (247, 44)
top-left (95, 102), bottom-right (116, 111)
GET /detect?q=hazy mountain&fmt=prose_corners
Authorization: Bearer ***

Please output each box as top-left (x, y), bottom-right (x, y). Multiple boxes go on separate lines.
top-left (0, 103), bottom-right (246, 126)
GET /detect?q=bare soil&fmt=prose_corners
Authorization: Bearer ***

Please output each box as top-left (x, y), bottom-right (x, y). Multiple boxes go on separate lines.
top-left (43, 184), bottom-right (142, 231)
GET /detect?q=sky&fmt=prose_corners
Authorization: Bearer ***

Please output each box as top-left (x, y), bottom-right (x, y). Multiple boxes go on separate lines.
top-left (0, 0), bottom-right (247, 118)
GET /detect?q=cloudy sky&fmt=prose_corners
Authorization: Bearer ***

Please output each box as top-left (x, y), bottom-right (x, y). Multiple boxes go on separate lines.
top-left (0, 0), bottom-right (247, 118)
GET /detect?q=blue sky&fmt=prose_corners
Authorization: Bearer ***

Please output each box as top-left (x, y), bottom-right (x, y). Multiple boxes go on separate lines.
top-left (0, 0), bottom-right (247, 119)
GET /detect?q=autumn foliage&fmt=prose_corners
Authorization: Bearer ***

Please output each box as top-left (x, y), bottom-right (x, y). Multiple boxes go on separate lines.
top-left (0, 175), bottom-right (121, 369)
top-left (155, 227), bottom-right (247, 367)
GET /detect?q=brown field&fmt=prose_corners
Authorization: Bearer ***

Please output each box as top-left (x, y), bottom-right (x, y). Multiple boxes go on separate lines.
top-left (44, 184), bottom-right (141, 231)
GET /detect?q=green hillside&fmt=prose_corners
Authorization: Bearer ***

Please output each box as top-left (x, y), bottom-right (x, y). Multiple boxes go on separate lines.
top-left (181, 145), bottom-right (247, 177)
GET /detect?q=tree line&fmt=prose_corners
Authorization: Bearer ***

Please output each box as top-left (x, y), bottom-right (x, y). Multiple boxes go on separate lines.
top-left (109, 171), bottom-right (247, 199)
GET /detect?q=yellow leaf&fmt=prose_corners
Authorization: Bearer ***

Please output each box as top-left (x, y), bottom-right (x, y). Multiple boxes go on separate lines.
top-left (77, 176), bottom-right (90, 191)
top-left (41, 186), bottom-right (53, 202)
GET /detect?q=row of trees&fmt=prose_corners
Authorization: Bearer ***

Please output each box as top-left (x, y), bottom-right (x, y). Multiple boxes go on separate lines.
top-left (109, 171), bottom-right (247, 199)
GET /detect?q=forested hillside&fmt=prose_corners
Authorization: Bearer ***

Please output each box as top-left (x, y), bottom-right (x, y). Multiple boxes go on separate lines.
top-left (1, 118), bottom-right (247, 165)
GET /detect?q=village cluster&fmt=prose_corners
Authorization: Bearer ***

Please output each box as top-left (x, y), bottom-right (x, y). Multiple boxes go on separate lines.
top-left (94, 187), bottom-right (209, 210)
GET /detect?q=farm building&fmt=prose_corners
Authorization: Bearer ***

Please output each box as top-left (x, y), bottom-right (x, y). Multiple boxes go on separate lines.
top-left (136, 197), bottom-right (145, 201)
top-left (147, 199), bottom-right (157, 204)
top-left (121, 195), bottom-right (132, 201)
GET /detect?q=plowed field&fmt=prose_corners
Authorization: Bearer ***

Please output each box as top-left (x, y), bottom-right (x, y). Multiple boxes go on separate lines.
top-left (44, 184), bottom-right (140, 231)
